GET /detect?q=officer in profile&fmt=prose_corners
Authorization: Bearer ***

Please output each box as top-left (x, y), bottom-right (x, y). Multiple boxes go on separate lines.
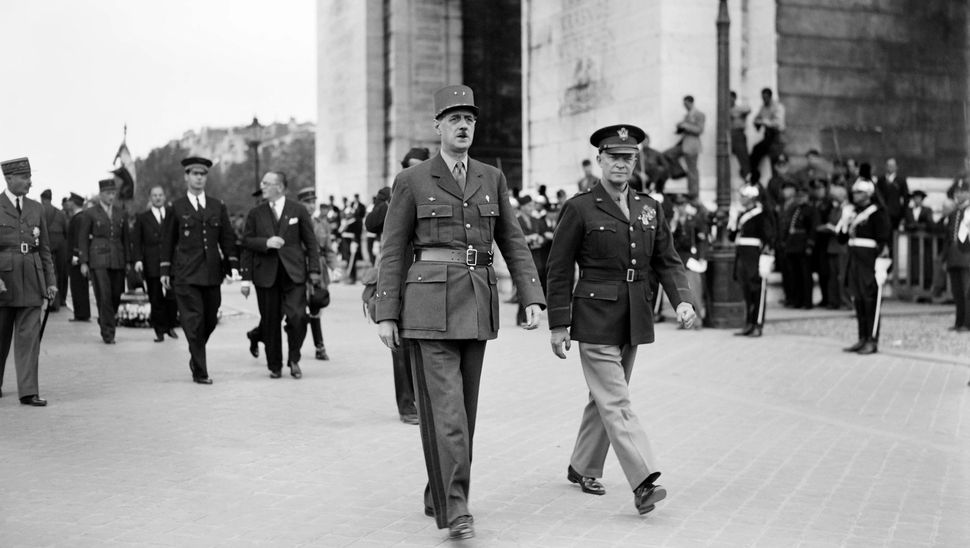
top-left (545, 124), bottom-right (697, 516)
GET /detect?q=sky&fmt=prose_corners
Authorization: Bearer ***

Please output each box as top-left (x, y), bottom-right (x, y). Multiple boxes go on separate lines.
top-left (0, 0), bottom-right (316, 201)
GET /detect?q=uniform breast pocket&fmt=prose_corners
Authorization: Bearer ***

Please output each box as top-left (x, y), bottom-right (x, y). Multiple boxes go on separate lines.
top-left (478, 203), bottom-right (500, 242)
top-left (0, 253), bottom-right (12, 272)
top-left (416, 204), bottom-right (454, 243)
top-left (584, 221), bottom-right (618, 259)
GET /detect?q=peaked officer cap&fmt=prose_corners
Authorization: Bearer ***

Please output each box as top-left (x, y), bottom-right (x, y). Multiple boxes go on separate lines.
top-left (1, 157), bottom-right (31, 177)
top-left (433, 85), bottom-right (479, 119)
top-left (297, 187), bottom-right (317, 202)
top-left (99, 178), bottom-right (117, 191)
top-left (589, 125), bottom-right (645, 154)
top-left (181, 156), bottom-right (213, 172)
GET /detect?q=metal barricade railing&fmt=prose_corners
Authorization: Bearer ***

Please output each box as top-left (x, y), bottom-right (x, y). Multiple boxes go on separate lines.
top-left (891, 229), bottom-right (950, 301)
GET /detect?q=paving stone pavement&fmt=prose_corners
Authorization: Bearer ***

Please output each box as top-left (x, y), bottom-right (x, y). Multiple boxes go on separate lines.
top-left (1, 283), bottom-right (968, 547)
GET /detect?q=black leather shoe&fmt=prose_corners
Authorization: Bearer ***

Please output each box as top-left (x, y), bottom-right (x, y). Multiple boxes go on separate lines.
top-left (247, 332), bottom-right (259, 358)
top-left (857, 341), bottom-right (878, 355)
top-left (734, 324), bottom-right (754, 336)
top-left (423, 506), bottom-right (434, 518)
top-left (193, 377), bottom-right (213, 385)
top-left (69, 317), bottom-right (90, 322)
top-left (153, 333), bottom-right (165, 343)
top-left (957, 326), bottom-right (970, 333)
top-left (633, 483), bottom-right (667, 515)
top-left (315, 345), bottom-right (329, 360)
top-left (166, 329), bottom-right (179, 339)
top-left (103, 337), bottom-right (116, 345)
top-left (400, 413), bottom-right (419, 425)
top-left (843, 340), bottom-right (866, 352)
top-left (448, 515), bottom-right (475, 540)
top-left (747, 326), bottom-right (763, 337)
top-left (567, 465), bottom-right (606, 495)
top-left (289, 362), bottom-right (302, 379)
top-left (20, 395), bottom-right (48, 406)
top-left (270, 370), bottom-right (282, 379)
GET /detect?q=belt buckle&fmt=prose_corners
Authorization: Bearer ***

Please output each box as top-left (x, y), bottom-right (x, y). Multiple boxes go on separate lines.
top-left (20, 243), bottom-right (29, 254)
top-left (626, 268), bottom-right (635, 282)
top-left (465, 248), bottom-right (478, 266)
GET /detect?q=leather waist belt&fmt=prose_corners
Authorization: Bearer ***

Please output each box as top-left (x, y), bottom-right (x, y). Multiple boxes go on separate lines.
top-left (736, 237), bottom-right (762, 247)
top-left (580, 267), bottom-right (646, 282)
top-left (848, 238), bottom-right (877, 248)
top-left (414, 247), bottom-right (493, 267)
top-left (0, 243), bottom-right (38, 254)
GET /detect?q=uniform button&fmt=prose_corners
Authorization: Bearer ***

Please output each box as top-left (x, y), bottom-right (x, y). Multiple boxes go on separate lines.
top-left (631, 242), bottom-right (636, 248)
top-left (599, 226), bottom-right (604, 230)
top-left (417, 276), bottom-right (422, 281)
top-left (463, 202), bottom-right (468, 207)
top-left (531, 278), bottom-right (536, 282)
top-left (431, 212), bottom-right (436, 216)
top-left (468, 244), bottom-right (474, 249)
top-left (629, 226), bottom-right (634, 232)
top-left (469, 266), bottom-right (475, 271)
top-left (589, 293), bottom-right (595, 297)
top-left (465, 224), bottom-right (471, 228)
top-left (631, 259), bottom-right (637, 265)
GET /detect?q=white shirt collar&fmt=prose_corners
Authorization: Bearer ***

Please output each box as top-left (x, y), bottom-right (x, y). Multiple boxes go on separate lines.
top-left (4, 189), bottom-right (23, 206)
top-left (188, 192), bottom-right (206, 209)
top-left (269, 195), bottom-right (286, 213)
top-left (439, 150), bottom-right (468, 174)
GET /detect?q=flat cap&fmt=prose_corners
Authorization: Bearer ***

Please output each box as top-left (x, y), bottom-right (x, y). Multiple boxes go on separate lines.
top-left (590, 125), bottom-right (645, 154)
top-left (297, 187), bottom-right (317, 202)
top-left (181, 157), bottom-right (213, 172)
top-left (99, 178), bottom-right (117, 191)
top-left (1, 157), bottom-right (31, 177)
top-left (433, 85), bottom-right (478, 119)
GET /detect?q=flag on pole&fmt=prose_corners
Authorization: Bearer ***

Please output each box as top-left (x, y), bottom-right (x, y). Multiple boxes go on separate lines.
top-left (112, 124), bottom-right (136, 200)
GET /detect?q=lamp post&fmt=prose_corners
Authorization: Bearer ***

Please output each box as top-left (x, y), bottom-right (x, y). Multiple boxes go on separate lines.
top-left (707, 0), bottom-right (745, 328)
top-left (245, 116), bottom-right (263, 193)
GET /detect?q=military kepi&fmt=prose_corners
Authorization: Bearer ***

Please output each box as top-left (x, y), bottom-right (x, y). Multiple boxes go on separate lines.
top-left (589, 125), bottom-right (646, 154)
top-left (1, 157), bottom-right (31, 177)
top-left (297, 187), bottom-right (316, 202)
top-left (181, 156), bottom-right (213, 172)
top-left (99, 178), bottom-right (117, 191)
top-left (433, 85), bottom-right (478, 119)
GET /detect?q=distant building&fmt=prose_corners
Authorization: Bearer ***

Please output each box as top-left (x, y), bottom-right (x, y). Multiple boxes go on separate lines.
top-left (179, 118), bottom-right (315, 172)
top-left (317, 0), bottom-right (969, 201)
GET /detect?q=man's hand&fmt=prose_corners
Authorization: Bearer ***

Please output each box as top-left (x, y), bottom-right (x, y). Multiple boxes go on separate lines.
top-left (240, 284), bottom-right (251, 299)
top-left (134, 261), bottom-right (144, 274)
top-left (161, 275), bottom-right (171, 291)
top-left (550, 327), bottom-right (571, 359)
top-left (676, 302), bottom-right (697, 329)
top-left (523, 304), bottom-right (541, 330)
top-left (80, 264), bottom-right (89, 278)
top-left (378, 320), bottom-right (400, 350)
top-left (46, 286), bottom-right (58, 301)
top-left (71, 256), bottom-right (79, 266)
top-left (309, 272), bottom-right (322, 287)
top-left (266, 236), bottom-right (285, 249)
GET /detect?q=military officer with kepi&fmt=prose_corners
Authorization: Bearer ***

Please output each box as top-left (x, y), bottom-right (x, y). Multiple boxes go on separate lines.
top-left (728, 183), bottom-right (776, 337)
top-left (78, 178), bottom-right (130, 344)
top-left (0, 157), bottom-right (56, 406)
top-left (160, 157), bottom-right (238, 384)
top-left (837, 178), bottom-right (891, 355)
top-left (546, 125), bottom-right (697, 516)
top-left (375, 84), bottom-right (545, 540)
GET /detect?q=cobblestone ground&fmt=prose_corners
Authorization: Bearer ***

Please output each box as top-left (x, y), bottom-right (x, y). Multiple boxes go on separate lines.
top-left (1, 284), bottom-right (968, 547)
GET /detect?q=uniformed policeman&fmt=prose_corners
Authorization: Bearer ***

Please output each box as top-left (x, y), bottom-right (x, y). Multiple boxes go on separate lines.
top-left (0, 157), bottom-right (57, 406)
top-left (77, 178), bottom-right (130, 344)
top-left (728, 184), bottom-right (776, 336)
top-left (837, 178), bottom-right (891, 355)
top-left (546, 124), bottom-right (697, 516)
top-left (375, 84), bottom-right (545, 540)
top-left (160, 157), bottom-right (238, 384)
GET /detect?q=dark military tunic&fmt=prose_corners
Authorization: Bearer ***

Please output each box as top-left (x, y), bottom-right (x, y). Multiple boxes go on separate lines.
top-left (77, 203), bottom-right (129, 341)
top-left (729, 204), bottom-right (775, 327)
top-left (837, 203), bottom-right (891, 342)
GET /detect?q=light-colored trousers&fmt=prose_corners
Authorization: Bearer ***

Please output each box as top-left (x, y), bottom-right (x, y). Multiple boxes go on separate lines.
top-left (570, 342), bottom-right (657, 490)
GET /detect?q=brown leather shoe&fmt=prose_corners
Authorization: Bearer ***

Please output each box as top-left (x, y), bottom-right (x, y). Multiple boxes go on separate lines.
top-left (567, 465), bottom-right (606, 495)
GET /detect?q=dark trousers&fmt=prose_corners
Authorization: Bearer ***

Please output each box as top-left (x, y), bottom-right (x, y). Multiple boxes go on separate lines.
top-left (786, 252), bottom-right (813, 308)
top-left (0, 306), bottom-right (41, 398)
top-left (392, 339), bottom-right (416, 416)
top-left (777, 250), bottom-right (792, 304)
top-left (339, 237), bottom-right (361, 282)
top-left (90, 268), bottom-right (125, 341)
top-left (736, 257), bottom-right (764, 326)
top-left (174, 284), bottom-right (221, 380)
top-left (750, 129), bottom-right (784, 180)
top-left (826, 253), bottom-right (849, 309)
top-left (948, 267), bottom-right (970, 328)
top-left (69, 264), bottom-right (91, 320)
top-left (410, 338), bottom-right (487, 529)
top-left (51, 239), bottom-right (69, 309)
top-left (256, 266), bottom-right (308, 371)
top-left (848, 265), bottom-right (879, 342)
top-left (731, 128), bottom-right (751, 177)
top-left (146, 276), bottom-right (179, 336)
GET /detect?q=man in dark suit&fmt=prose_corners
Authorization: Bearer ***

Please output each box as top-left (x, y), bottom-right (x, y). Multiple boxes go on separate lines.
top-left (40, 189), bottom-right (68, 311)
top-left (132, 185), bottom-right (179, 342)
top-left (546, 125), bottom-right (696, 517)
top-left (160, 157), bottom-right (238, 384)
top-left (0, 157), bottom-right (57, 406)
top-left (239, 172), bottom-right (321, 379)
top-left (375, 85), bottom-right (545, 541)
top-left (77, 179), bottom-right (130, 344)
top-left (876, 158), bottom-right (910, 232)
top-left (942, 178), bottom-right (970, 331)
top-left (64, 192), bottom-right (91, 321)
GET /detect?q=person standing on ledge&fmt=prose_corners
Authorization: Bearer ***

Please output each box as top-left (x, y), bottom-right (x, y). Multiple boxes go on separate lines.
top-left (545, 124), bottom-right (697, 516)
top-left (374, 84), bottom-right (545, 540)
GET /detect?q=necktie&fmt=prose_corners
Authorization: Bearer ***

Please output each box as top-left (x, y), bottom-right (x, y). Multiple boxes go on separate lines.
top-left (15, 197), bottom-right (21, 214)
top-left (193, 196), bottom-right (200, 211)
top-left (273, 201), bottom-right (281, 221)
top-left (453, 162), bottom-right (466, 191)
top-left (616, 194), bottom-right (629, 220)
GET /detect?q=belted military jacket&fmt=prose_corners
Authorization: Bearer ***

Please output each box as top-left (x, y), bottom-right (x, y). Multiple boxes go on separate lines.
top-left (0, 194), bottom-right (55, 307)
top-left (545, 183), bottom-right (693, 346)
top-left (375, 154), bottom-right (545, 340)
top-left (77, 203), bottom-right (129, 270)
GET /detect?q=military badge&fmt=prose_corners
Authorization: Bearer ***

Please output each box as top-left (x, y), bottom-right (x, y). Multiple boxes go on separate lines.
top-left (33, 226), bottom-right (41, 246)
top-left (617, 127), bottom-right (629, 141)
top-left (638, 205), bottom-right (656, 229)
